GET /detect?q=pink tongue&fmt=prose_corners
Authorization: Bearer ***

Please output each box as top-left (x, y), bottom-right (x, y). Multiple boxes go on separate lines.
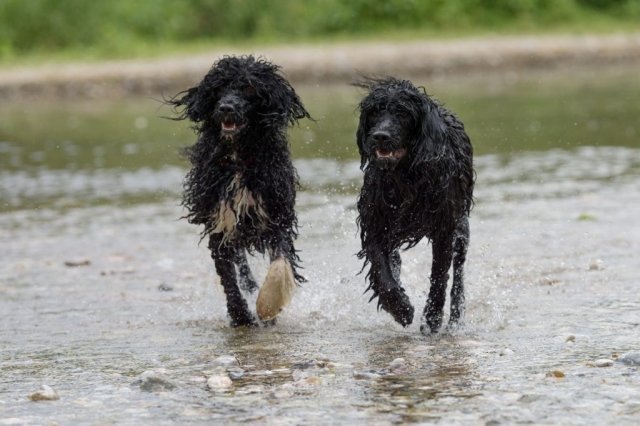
top-left (379, 150), bottom-right (391, 156)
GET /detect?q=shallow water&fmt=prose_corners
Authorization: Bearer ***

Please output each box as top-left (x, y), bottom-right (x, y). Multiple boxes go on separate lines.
top-left (1, 68), bottom-right (640, 425)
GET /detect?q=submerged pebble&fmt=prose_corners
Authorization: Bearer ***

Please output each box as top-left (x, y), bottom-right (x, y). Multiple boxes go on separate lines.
top-left (305, 377), bottom-right (323, 385)
top-left (292, 360), bottom-right (317, 370)
top-left (389, 358), bottom-right (405, 369)
top-left (29, 385), bottom-right (59, 401)
top-left (271, 388), bottom-right (292, 399)
top-left (211, 355), bottom-right (239, 368)
top-left (236, 385), bottom-right (263, 395)
top-left (353, 371), bottom-right (381, 380)
top-left (157, 283), bottom-right (174, 292)
top-left (292, 369), bottom-right (308, 381)
top-left (327, 362), bottom-right (354, 373)
top-left (228, 370), bottom-right (245, 380)
top-left (588, 260), bottom-right (605, 270)
top-left (618, 352), bottom-right (640, 365)
top-left (249, 370), bottom-right (273, 377)
top-left (617, 352), bottom-right (640, 365)
top-left (64, 259), bottom-right (90, 267)
top-left (207, 375), bottom-right (232, 390)
top-left (547, 370), bottom-right (565, 378)
top-left (136, 371), bottom-right (176, 392)
top-left (594, 359), bottom-right (614, 367)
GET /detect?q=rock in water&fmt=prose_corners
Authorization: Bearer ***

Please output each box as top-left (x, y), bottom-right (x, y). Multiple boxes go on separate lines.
top-left (389, 358), bottom-right (405, 369)
top-left (137, 371), bottom-right (176, 392)
top-left (207, 375), bottom-right (232, 390)
top-left (594, 359), bottom-right (614, 367)
top-left (617, 352), bottom-right (640, 365)
top-left (211, 355), bottom-right (239, 368)
top-left (256, 257), bottom-right (295, 320)
top-left (353, 371), bottom-right (381, 380)
top-left (29, 385), bottom-right (60, 401)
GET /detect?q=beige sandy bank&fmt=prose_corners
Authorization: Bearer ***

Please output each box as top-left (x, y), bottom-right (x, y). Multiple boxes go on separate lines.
top-left (1, 33), bottom-right (639, 100)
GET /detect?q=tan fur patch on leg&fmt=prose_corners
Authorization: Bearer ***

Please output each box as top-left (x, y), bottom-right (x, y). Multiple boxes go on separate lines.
top-left (256, 257), bottom-right (296, 321)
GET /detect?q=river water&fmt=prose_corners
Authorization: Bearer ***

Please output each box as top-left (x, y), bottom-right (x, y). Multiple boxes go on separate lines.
top-left (1, 67), bottom-right (640, 425)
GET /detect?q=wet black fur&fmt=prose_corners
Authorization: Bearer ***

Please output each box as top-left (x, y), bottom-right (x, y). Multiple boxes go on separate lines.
top-left (167, 55), bottom-right (310, 327)
top-left (355, 77), bottom-right (475, 333)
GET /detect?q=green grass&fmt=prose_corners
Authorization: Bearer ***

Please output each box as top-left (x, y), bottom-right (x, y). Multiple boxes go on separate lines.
top-left (1, 0), bottom-right (639, 67)
top-left (3, 19), bottom-right (640, 68)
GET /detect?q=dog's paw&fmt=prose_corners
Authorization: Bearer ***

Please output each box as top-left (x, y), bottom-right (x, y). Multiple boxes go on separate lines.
top-left (445, 318), bottom-right (465, 333)
top-left (228, 305), bottom-right (258, 328)
top-left (261, 317), bottom-right (277, 328)
top-left (230, 315), bottom-right (259, 328)
top-left (420, 313), bottom-right (443, 334)
top-left (419, 324), bottom-right (436, 335)
top-left (379, 288), bottom-right (414, 327)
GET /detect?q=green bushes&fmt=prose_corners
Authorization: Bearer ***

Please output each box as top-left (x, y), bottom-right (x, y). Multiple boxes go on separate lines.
top-left (1, 0), bottom-right (639, 58)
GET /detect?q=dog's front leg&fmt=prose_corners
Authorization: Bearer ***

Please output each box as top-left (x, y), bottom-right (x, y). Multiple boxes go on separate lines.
top-left (209, 235), bottom-right (257, 327)
top-left (255, 237), bottom-right (297, 321)
top-left (234, 248), bottom-right (259, 293)
top-left (421, 234), bottom-right (454, 334)
top-left (449, 216), bottom-right (470, 328)
top-left (368, 247), bottom-right (414, 327)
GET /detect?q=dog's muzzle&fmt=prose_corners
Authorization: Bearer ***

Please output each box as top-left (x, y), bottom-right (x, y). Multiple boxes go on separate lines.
top-left (370, 131), bottom-right (406, 169)
top-left (216, 101), bottom-right (247, 139)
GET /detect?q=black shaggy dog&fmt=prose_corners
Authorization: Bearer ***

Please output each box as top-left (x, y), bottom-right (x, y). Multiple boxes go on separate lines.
top-left (355, 77), bottom-right (475, 334)
top-left (168, 55), bottom-right (310, 327)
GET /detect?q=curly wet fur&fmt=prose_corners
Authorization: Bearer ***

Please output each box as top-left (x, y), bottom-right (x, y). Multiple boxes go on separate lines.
top-left (354, 76), bottom-right (475, 333)
top-left (167, 55), bottom-right (310, 326)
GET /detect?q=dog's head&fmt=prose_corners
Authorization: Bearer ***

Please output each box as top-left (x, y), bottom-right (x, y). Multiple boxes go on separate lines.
top-left (169, 55), bottom-right (309, 140)
top-left (355, 77), bottom-right (445, 170)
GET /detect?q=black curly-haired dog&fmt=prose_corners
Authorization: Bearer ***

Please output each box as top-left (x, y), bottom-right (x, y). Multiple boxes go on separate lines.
top-left (355, 77), bottom-right (475, 334)
top-left (168, 55), bottom-right (310, 327)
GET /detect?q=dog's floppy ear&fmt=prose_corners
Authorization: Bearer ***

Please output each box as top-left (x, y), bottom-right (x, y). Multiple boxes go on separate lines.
top-left (411, 94), bottom-right (447, 165)
top-left (356, 109), bottom-right (370, 170)
top-left (353, 75), bottom-right (397, 170)
top-left (284, 87), bottom-right (311, 126)
top-left (269, 79), bottom-right (310, 127)
top-left (167, 86), bottom-right (206, 123)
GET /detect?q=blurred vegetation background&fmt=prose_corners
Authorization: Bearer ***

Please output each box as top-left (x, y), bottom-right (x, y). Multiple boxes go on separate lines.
top-left (1, 0), bottom-right (640, 60)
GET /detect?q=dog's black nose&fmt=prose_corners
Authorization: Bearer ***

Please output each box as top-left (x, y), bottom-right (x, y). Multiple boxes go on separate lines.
top-left (372, 131), bottom-right (391, 143)
top-left (218, 104), bottom-right (235, 114)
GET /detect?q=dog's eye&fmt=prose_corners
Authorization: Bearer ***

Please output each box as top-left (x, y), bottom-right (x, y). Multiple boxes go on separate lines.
top-left (244, 86), bottom-right (256, 96)
top-left (369, 110), bottom-right (379, 118)
top-left (400, 111), bottom-right (410, 118)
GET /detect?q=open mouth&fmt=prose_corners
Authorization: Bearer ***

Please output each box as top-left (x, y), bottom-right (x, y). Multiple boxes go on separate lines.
top-left (375, 148), bottom-right (406, 160)
top-left (221, 121), bottom-right (246, 135)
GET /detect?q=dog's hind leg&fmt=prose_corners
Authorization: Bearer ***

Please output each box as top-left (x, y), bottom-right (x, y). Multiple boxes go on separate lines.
top-left (209, 235), bottom-right (257, 327)
top-left (368, 247), bottom-right (414, 327)
top-left (449, 216), bottom-right (469, 327)
top-left (234, 248), bottom-right (259, 294)
top-left (421, 233), bottom-right (454, 334)
top-left (256, 238), bottom-right (297, 321)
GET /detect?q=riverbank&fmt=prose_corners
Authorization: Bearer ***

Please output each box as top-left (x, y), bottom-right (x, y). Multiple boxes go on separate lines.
top-left (1, 33), bottom-right (640, 100)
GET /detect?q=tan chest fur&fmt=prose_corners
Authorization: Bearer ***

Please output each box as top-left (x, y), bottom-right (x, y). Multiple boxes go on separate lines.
top-left (211, 172), bottom-right (270, 244)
